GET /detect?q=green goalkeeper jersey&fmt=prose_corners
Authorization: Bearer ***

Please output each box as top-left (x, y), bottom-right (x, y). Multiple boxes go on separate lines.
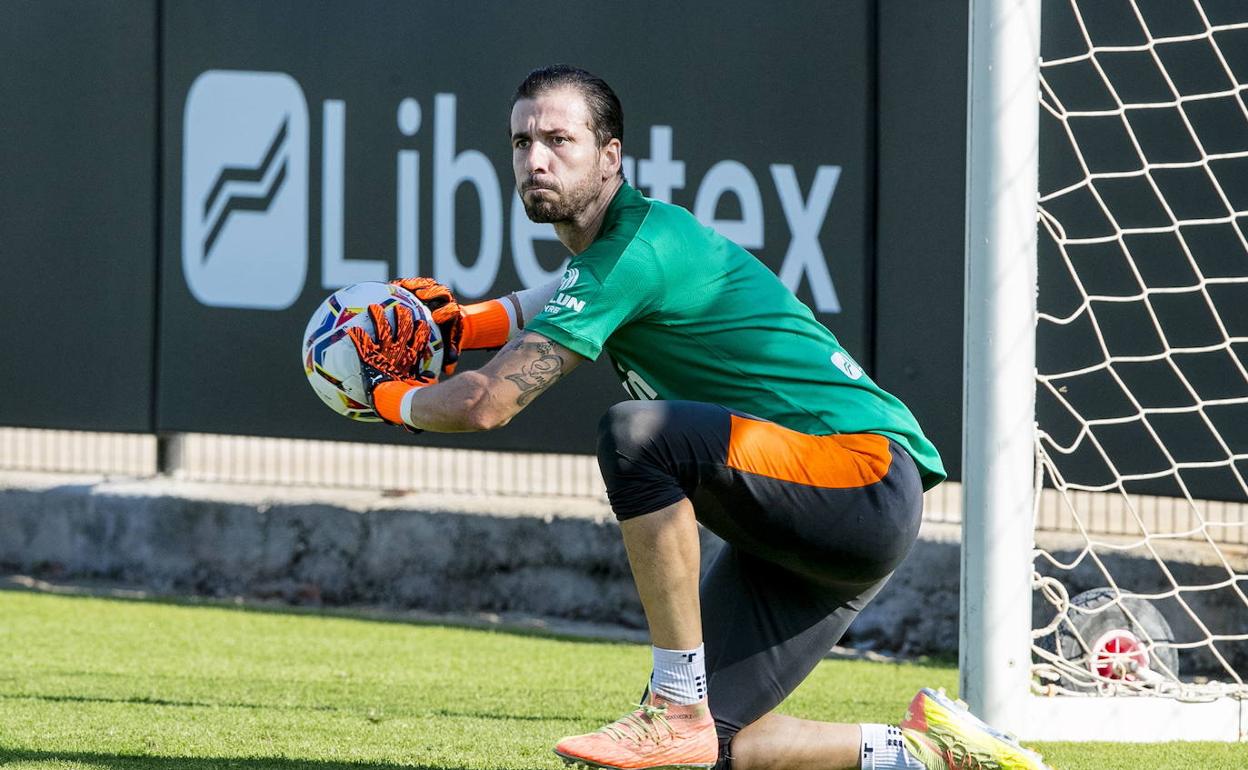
top-left (526, 183), bottom-right (946, 490)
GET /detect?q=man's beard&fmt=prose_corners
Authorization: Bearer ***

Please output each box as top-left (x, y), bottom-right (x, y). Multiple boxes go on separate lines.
top-left (521, 174), bottom-right (602, 223)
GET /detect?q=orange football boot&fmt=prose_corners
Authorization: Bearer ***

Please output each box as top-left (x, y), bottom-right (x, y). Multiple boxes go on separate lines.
top-left (553, 695), bottom-right (718, 770)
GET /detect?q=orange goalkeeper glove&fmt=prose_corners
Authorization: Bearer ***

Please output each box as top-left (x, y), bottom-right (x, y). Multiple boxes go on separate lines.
top-left (390, 277), bottom-right (519, 375)
top-left (346, 303), bottom-right (436, 430)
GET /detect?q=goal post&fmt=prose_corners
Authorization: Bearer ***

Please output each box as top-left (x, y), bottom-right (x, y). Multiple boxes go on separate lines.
top-left (961, 0), bottom-right (1041, 738)
top-left (964, 0), bottom-right (1248, 742)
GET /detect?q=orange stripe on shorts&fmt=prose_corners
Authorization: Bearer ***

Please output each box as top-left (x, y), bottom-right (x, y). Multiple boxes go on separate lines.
top-left (725, 415), bottom-right (892, 488)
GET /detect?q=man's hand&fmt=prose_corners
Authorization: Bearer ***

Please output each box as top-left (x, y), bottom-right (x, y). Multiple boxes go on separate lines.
top-left (346, 303), bottom-right (436, 428)
top-left (395, 331), bottom-right (585, 433)
top-left (390, 277), bottom-right (465, 374)
top-left (392, 276), bottom-right (531, 373)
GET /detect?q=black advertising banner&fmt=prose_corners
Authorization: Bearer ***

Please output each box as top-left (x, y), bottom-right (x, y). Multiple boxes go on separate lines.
top-left (0, 1), bottom-right (157, 432)
top-left (873, 1), bottom-right (969, 480)
top-left (158, 0), bottom-right (875, 452)
top-left (10, 0), bottom-right (1239, 493)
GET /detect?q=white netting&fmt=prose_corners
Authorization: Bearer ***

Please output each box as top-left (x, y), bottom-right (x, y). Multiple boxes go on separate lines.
top-left (1033, 0), bottom-right (1248, 698)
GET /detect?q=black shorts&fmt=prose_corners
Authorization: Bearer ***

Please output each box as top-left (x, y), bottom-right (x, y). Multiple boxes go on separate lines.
top-left (596, 400), bottom-right (925, 750)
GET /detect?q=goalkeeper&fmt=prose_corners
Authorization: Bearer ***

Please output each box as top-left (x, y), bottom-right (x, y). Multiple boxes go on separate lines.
top-left (347, 65), bottom-right (1050, 770)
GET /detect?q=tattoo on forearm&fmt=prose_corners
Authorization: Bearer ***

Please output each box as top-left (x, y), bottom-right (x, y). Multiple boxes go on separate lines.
top-left (502, 337), bottom-right (552, 355)
top-left (505, 345), bottom-right (565, 406)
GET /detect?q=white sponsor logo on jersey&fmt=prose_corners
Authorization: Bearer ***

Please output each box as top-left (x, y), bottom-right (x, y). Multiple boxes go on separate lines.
top-left (551, 292), bottom-right (586, 313)
top-left (559, 267), bottom-right (580, 291)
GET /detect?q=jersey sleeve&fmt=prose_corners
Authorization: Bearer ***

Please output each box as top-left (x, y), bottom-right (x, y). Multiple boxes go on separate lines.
top-left (525, 236), bottom-right (660, 361)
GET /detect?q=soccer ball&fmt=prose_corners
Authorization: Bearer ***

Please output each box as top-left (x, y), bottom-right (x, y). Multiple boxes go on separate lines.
top-left (301, 281), bottom-right (443, 421)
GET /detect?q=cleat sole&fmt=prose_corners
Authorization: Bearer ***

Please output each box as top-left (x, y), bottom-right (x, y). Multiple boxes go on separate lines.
top-left (552, 751), bottom-right (713, 770)
top-left (913, 688), bottom-right (1052, 769)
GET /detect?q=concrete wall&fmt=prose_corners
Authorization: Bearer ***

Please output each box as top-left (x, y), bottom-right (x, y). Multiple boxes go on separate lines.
top-left (3, 471), bottom-right (1241, 678)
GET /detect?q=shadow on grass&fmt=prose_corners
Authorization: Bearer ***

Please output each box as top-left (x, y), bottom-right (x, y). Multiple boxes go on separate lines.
top-left (0, 692), bottom-right (331, 712)
top-left (0, 692), bottom-right (584, 724)
top-left (0, 749), bottom-right (503, 770)
top-left (0, 578), bottom-right (642, 649)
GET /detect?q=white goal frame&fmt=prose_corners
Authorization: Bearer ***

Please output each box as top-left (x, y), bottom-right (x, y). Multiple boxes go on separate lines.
top-left (961, 0), bottom-right (1247, 742)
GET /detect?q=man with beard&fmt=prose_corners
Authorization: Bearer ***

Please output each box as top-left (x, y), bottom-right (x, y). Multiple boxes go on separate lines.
top-left (346, 65), bottom-right (1050, 770)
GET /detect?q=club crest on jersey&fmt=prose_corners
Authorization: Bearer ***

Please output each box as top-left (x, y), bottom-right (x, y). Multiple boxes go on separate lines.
top-left (831, 351), bottom-right (864, 380)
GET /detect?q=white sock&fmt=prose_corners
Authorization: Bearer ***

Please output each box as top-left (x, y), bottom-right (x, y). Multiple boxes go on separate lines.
top-left (859, 724), bottom-right (924, 770)
top-left (649, 644), bottom-right (707, 705)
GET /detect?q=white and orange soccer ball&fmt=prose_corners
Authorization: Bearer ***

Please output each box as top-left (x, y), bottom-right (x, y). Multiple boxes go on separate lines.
top-left (301, 281), bottom-right (443, 421)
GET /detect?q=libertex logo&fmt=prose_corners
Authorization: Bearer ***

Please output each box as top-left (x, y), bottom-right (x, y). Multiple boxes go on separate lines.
top-left (182, 70), bottom-right (309, 309)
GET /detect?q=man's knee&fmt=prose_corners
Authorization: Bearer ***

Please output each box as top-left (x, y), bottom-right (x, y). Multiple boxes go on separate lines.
top-left (596, 401), bottom-right (696, 521)
top-left (596, 401), bottom-right (666, 466)
top-left (597, 400), bottom-right (731, 466)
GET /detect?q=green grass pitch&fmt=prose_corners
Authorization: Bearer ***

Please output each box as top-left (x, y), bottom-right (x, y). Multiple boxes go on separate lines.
top-left (0, 590), bottom-right (1242, 769)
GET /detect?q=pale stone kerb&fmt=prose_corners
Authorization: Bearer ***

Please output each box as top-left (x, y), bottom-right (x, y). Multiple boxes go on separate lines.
top-left (2, 477), bottom-right (1240, 664)
top-left (0, 479), bottom-right (633, 619)
top-left (0, 485), bottom-right (93, 573)
top-left (350, 507), bottom-right (636, 621)
top-left (259, 503), bottom-right (366, 601)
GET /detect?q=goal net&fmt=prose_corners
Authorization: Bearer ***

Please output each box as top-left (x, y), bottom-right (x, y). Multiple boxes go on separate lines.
top-left (1029, 0), bottom-right (1248, 735)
